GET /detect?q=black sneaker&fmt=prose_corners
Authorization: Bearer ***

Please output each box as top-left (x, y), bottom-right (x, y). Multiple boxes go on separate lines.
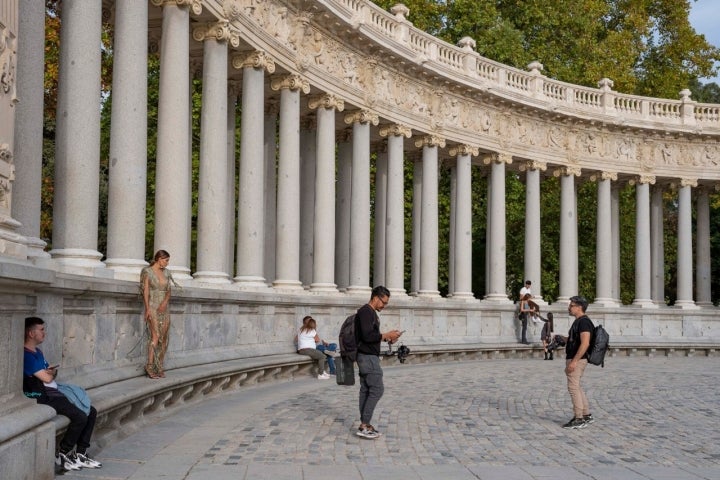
top-left (55, 451), bottom-right (82, 471)
top-left (562, 417), bottom-right (587, 429)
top-left (583, 414), bottom-right (595, 424)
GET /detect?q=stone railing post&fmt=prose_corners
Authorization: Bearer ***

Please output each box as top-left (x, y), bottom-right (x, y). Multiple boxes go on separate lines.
top-left (598, 77), bottom-right (616, 114)
top-left (679, 89), bottom-right (696, 126)
top-left (391, 3), bottom-right (410, 43)
top-left (458, 37), bottom-right (477, 76)
top-left (526, 61), bottom-right (544, 98)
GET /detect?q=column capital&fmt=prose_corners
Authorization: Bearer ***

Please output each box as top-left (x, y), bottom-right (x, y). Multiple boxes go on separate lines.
top-left (344, 109), bottom-right (379, 126)
top-left (629, 174), bottom-right (656, 186)
top-left (308, 94), bottom-right (345, 112)
top-left (414, 135), bottom-right (445, 149)
top-left (552, 166), bottom-right (581, 177)
top-left (518, 160), bottom-right (547, 172)
top-left (379, 123), bottom-right (412, 138)
top-left (270, 74), bottom-right (310, 93)
top-left (589, 171), bottom-right (618, 182)
top-left (192, 20), bottom-right (240, 47)
top-left (482, 152), bottom-right (512, 165)
top-left (232, 51), bottom-right (276, 74)
top-left (448, 144), bottom-right (479, 157)
top-left (679, 177), bottom-right (698, 188)
top-left (150, 0), bottom-right (202, 15)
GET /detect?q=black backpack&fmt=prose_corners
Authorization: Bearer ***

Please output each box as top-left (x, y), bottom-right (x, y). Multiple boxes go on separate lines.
top-left (587, 324), bottom-right (610, 368)
top-left (339, 314), bottom-right (358, 361)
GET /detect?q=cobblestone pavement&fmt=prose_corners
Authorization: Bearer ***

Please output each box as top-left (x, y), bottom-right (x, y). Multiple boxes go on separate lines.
top-left (62, 356), bottom-right (720, 480)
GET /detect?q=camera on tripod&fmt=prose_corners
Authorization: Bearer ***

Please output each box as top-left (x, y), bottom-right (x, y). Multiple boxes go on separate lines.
top-left (383, 341), bottom-right (411, 363)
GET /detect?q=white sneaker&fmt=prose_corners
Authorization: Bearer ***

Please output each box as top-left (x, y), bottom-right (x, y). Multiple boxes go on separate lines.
top-left (318, 372), bottom-right (330, 379)
top-left (75, 452), bottom-right (102, 469)
top-left (55, 452), bottom-right (82, 471)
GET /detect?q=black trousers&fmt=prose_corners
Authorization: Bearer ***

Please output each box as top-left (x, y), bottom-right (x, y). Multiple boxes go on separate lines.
top-left (41, 393), bottom-right (97, 454)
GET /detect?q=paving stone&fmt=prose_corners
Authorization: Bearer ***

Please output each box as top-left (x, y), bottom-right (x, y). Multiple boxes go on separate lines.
top-left (72, 357), bottom-right (719, 480)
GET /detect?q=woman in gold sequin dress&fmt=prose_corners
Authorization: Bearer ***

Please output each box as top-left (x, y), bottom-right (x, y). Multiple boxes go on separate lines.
top-left (141, 250), bottom-right (173, 379)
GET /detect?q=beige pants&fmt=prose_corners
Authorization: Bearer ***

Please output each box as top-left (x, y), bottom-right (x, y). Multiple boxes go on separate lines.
top-left (565, 358), bottom-right (590, 418)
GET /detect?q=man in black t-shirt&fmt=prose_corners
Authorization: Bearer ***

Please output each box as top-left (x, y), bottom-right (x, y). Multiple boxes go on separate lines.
top-left (355, 286), bottom-right (402, 439)
top-left (557, 296), bottom-right (595, 429)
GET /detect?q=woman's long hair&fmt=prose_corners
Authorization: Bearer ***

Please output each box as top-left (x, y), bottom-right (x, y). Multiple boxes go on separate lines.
top-left (300, 316), bottom-right (316, 334)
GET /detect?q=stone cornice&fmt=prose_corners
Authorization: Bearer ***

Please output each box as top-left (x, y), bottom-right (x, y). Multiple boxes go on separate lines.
top-left (200, 0), bottom-right (720, 182)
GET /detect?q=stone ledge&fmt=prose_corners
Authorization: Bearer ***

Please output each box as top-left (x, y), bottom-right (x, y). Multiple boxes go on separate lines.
top-left (52, 343), bottom-right (719, 448)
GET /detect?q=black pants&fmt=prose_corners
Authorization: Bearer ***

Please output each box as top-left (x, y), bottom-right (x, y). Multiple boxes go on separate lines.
top-left (41, 393), bottom-right (97, 454)
top-left (520, 315), bottom-right (528, 343)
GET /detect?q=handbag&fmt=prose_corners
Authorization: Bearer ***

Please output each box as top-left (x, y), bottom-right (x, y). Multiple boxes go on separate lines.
top-left (335, 355), bottom-right (355, 386)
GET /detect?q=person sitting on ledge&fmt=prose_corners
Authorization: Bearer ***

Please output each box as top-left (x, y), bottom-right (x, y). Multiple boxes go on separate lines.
top-left (294, 316), bottom-right (331, 379)
top-left (23, 316), bottom-right (103, 472)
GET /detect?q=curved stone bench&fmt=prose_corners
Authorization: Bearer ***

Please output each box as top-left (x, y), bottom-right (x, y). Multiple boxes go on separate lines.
top-left (52, 342), bottom-right (718, 449)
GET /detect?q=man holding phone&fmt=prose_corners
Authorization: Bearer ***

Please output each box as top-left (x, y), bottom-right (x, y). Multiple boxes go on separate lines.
top-left (23, 317), bottom-right (102, 472)
top-left (355, 286), bottom-right (402, 439)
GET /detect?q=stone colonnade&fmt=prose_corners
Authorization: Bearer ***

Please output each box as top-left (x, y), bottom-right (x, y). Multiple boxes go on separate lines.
top-left (8, 0), bottom-right (719, 307)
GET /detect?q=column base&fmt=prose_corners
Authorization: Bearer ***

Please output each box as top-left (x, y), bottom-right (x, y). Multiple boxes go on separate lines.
top-left (167, 266), bottom-right (193, 282)
top-left (272, 279), bottom-right (304, 291)
top-left (695, 301), bottom-right (715, 309)
top-left (387, 287), bottom-right (408, 297)
top-left (49, 248), bottom-right (113, 277)
top-left (345, 285), bottom-right (372, 296)
top-left (483, 293), bottom-right (511, 304)
top-left (24, 236), bottom-right (50, 260)
top-left (673, 300), bottom-right (699, 309)
top-left (309, 282), bottom-right (338, 293)
top-left (105, 258), bottom-right (149, 281)
top-left (592, 297), bottom-right (620, 308)
top-left (233, 275), bottom-right (270, 289)
top-left (631, 299), bottom-right (656, 308)
top-left (193, 271), bottom-right (232, 284)
top-left (0, 215), bottom-right (29, 260)
top-left (449, 292), bottom-right (477, 301)
top-left (417, 289), bottom-right (441, 298)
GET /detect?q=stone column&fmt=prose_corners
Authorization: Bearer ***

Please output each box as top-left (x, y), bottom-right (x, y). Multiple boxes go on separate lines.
top-left (308, 94), bottom-right (344, 292)
top-left (345, 110), bottom-right (379, 295)
top-left (484, 153), bottom-right (511, 302)
top-left (448, 163), bottom-right (456, 296)
top-left (232, 51), bottom-right (275, 287)
top-left (556, 167), bottom-right (580, 302)
top-left (193, 22), bottom-right (234, 284)
top-left (263, 100), bottom-right (279, 286)
top-left (51, 0), bottom-right (106, 273)
top-left (226, 81), bottom-right (241, 277)
top-left (410, 155), bottom-right (422, 295)
top-left (521, 161), bottom-right (546, 301)
top-left (105, 0), bottom-right (149, 279)
top-left (373, 146), bottom-right (388, 287)
top-left (416, 135), bottom-right (445, 297)
top-left (650, 184), bottom-right (665, 304)
top-left (675, 179), bottom-right (697, 308)
top-left (696, 186), bottom-right (712, 307)
top-left (380, 125), bottom-right (411, 296)
top-left (335, 128), bottom-right (352, 291)
top-left (12, 0), bottom-right (47, 261)
top-left (153, 0), bottom-right (195, 279)
top-left (594, 172), bottom-right (617, 306)
top-left (271, 75), bottom-right (309, 290)
top-left (611, 182), bottom-right (621, 303)
top-left (449, 145), bottom-right (478, 299)
top-left (632, 175), bottom-right (654, 307)
top-left (299, 117), bottom-right (316, 287)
